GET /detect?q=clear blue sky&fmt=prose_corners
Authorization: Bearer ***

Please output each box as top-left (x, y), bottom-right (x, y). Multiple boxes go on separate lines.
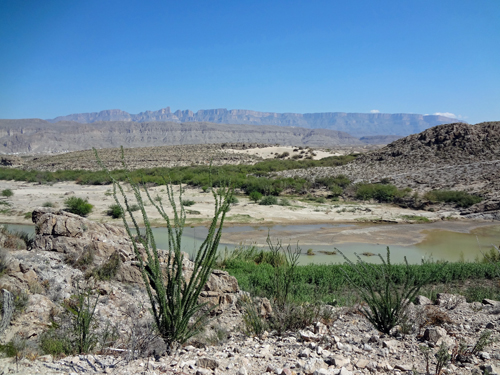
top-left (1, 0), bottom-right (499, 123)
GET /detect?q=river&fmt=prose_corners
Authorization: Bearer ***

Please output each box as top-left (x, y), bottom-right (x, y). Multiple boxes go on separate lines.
top-left (4, 221), bottom-right (499, 265)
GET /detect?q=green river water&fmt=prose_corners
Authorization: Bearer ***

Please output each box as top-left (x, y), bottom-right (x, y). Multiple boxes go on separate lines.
top-left (5, 222), bottom-right (499, 265)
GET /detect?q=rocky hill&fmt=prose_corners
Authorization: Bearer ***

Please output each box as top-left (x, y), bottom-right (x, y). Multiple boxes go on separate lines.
top-left (47, 107), bottom-right (459, 137)
top-left (0, 119), bottom-right (364, 155)
top-left (279, 122), bottom-right (500, 217)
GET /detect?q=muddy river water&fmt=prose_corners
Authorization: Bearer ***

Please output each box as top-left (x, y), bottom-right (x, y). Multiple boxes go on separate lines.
top-left (5, 221), bottom-right (500, 265)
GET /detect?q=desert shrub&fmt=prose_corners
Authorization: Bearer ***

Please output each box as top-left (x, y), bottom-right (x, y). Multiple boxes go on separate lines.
top-left (249, 191), bottom-right (263, 203)
top-left (424, 190), bottom-right (482, 208)
top-left (106, 204), bottom-right (123, 219)
top-left (278, 198), bottom-right (291, 206)
top-left (1, 189), bottom-right (13, 198)
top-left (92, 251), bottom-right (121, 281)
top-left (259, 196), bottom-right (278, 206)
top-left (471, 330), bottom-right (496, 355)
top-left (181, 199), bottom-right (195, 207)
top-left (480, 245), bottom-right (500, 263)
top-left (64, 197), bottom-right (93, 217)
top-left (217, 244), bottom-right (285, 269)
top-left (380, 177), bottom-right (392, 184)
top-left (39, 328), bottom-right (73, 356)
top-left (40, 283), bottom-right (114, 356)
top-left (0, 249), bottom-right (8, 277)
top-left (62, 284), bottom-right (99, 354)
top-left (276, 151), bottom-right (289, 159)
top-left (241, 297), bottom-right (267, 336)
top-left (228, 196), bottom-right (239, 205)
top-left (355, 183), bottom-right (409, 203)
top-left (316, 175), bottom-right (351, 190)
top-left (0, 337), bottom-right (26, 358)
top-left (400, 215), bottom-right (430, 223)
top-left (65, 246), bottom-right (95, 271)
top-left (268, 302), bottom-right (322, 335)
top-left (464, 285), bottom-right (500, 302)
top-left (42, 201), bottom-right (54, 208)
top-left (13, 290), bottom-right (29, 316)
top-left (95, 146), bottom-right (233, 352)
top-left (340, 247), bottom-right (437, 334)
top-left (0, 226), bottom-right (32, 249)
top-left (330, 184), bottom-right (343, 197)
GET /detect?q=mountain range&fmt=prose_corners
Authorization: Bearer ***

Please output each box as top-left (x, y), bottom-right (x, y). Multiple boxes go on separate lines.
top-left (0, 120), bottom-right (368, 154)
top-left (47, 107), bottom-right (459, 137)
top-left (0, 108), bottom-right (461, 154)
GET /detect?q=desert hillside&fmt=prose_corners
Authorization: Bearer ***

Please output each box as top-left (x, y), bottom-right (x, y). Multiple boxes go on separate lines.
top-left (280, 122), bottom-right (500, 217)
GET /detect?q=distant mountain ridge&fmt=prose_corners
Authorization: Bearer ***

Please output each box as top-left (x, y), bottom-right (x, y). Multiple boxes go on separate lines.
top-left (0, 119), bottom-right (365, 154)
top-left (47, 107), bottom-right (460, 137)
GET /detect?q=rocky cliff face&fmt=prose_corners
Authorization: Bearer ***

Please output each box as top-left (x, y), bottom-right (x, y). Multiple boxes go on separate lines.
top-left (0, 120), bottom-right (363, 154)
top-left (47, 107), bottom-right (459, 137)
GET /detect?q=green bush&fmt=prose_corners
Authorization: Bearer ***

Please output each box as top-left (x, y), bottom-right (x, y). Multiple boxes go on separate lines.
top-left (62, 284), bottom-right (99, 354)
top-left (330, 184), bottom-right (343, 197)
top-left (228, 196), bottom-right (239, 205)
top-left (316, 175), bottom-right (351, 189)
top-left (0, 249), bottom-right (8, 277)
top-left (181, 199), bottom-right (195, 207)
top-left (39, 329), bottom-right (73, 356)
top-left (259, 196), bottom-right (278, 205)
top-left (278, 198), bottom-right (291, 206)
top-left (0, 338), bottom-right (26, 358)
top-left (106, 204), bottom-right (123, 219)
top-left (355, 183), bottom-right (409, 203)
top-left (42, 201), bottom-right (54, 208)
top-left (340, 248), bottom-right (437, 334)
top-left (424, 190), bottom-right (482, 208)
top-left (64, 197), bottom-right (93, 217)
top-left (241, 297), bottom-right (267, 336)
top-left (249, 191), bottom-right (263, 203)
top-left (1, 189), bottom-right (13, 198)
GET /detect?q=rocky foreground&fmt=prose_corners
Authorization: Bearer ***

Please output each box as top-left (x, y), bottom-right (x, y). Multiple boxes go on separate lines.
top-left (0, 210), bottom-right (499, 374)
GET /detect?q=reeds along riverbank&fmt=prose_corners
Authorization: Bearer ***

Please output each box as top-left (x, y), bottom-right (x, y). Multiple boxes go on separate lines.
top-left (223, 252), bottom-right (500, 306)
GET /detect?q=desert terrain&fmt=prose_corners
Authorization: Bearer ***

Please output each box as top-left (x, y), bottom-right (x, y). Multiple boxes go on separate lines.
top-left (0, 140), bottom-right (496, 249)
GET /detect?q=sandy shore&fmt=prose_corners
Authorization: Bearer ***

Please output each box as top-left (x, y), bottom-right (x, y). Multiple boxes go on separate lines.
top-left (0, 180), bottom-right (497, 247)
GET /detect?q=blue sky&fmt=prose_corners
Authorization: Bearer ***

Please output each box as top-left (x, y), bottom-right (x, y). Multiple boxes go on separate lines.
top-left (1, 0), bottom-right (499, 123)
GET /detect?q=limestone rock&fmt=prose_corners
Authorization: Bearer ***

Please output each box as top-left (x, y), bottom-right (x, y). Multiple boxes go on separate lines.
top-left (435, 293), bottom-right (466, 309)
top-left (196, 357), bottom-right (219, 369)
top-left (415, 295), bottom-right (433, 306)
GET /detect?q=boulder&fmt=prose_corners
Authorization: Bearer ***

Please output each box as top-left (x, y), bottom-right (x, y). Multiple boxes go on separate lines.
top-left (31, 208), bottom-right (138, 261)
top-left (30, 208), bottom-right (240, 310)
top-left (435, 293), bottom-right (466, 309)
top-left (415, 295), bottom-right (433, 306)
